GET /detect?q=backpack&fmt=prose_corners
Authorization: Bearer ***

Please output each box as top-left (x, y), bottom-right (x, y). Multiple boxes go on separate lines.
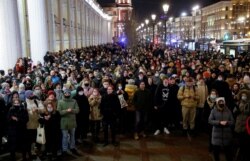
top-left (181, 85), bottom-right (196, 93)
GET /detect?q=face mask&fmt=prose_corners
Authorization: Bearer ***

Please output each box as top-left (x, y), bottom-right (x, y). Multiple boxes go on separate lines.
top-left (210, 95), bottom-right (216, 100)
top-left (14, 104), bottom-right (20, 107)
top-left (78, 91), bottom-right (84, 96)
top-left (242, 96), bottom-right (247, 101)
top-left (218, 104), bottom-right (224, 108)
top-left (218, 77), bottom-right (223, 81)
top-left (61, 74), bottom-right (66, 78)
top-left (118, 86), bottom-right (122, 90)
top-left (47, 107), bottom-right (53, 112)
top-left (64, 95), bottom-right (70, 98)
top-left (34, 90), bottom-right (41, 96)
top-left (55, 89), bottom-right (61, 92)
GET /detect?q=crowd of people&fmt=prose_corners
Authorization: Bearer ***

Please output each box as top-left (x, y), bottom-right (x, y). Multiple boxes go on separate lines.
top-left (0, 43), bottom-right (250, 161)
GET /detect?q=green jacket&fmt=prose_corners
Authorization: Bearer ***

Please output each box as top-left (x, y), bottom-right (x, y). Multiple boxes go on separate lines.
top-left (57, 98), bottom-right (79, 130)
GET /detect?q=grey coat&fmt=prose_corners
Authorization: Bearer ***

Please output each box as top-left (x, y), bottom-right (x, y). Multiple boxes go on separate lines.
top-left (209, 106), bottom-right (235, 146)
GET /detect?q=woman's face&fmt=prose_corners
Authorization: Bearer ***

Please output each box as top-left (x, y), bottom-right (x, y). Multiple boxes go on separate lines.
top-left (233, 84), bottom-right (239, 91)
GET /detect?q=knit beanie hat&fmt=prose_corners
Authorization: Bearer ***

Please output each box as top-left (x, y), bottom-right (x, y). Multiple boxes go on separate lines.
top-left (25, 90), bottom-right (33, 99)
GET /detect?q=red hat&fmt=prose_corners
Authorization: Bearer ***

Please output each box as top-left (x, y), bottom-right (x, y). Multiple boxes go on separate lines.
top-left (48, 90), bottom-right (56, 97)
top-left (203, 71), bottom-right (211, 79)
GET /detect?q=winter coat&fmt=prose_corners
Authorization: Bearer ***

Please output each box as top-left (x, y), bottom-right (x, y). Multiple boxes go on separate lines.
top-left (234, 101), bottom-right (250, 133)
top-left (26, 98), bottom-right (45, 129)
top-left (196, 84), bottom-right (208, 108)
top-left (57, 97), bottom-right (79, 130)
top-left (38, 111), bottom-right (61, 152)
top-left (88, 95), bottom-right (102, 121)
top-left (73, 90), bottom-right (90, 117)
top-left (177, 86), bottom-right (199, 108)
top-left (0, 97), bottom-right (7, 136)
top-left (154, 83), bottom-right (172, 109)
top-left (7, 105), bottom-right (29, 151)
top-left (100, 93), bottom-right (121, 121)
top-left (125, 84), bottom-right (137, 111)
top-left (209, 105), bottom-right (235, 146)
top-left (132, 89), bottom-right (152, 110)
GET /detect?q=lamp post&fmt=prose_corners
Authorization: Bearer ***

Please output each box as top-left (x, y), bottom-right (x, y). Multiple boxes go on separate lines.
top-left (141, 23), bottom-right (145, 41)
top-left (158, 21), bottom-right (162, 44)
top-left (163, 4), bottom-right (169, 45)
top-left (169, 17), bottom-right (173, 46)
top-left (145, 19), bottom-right (149, 42)
top-left (192, 5), bottom-right (199, 42)
top-left (151, 14), bottom-right (156, 44)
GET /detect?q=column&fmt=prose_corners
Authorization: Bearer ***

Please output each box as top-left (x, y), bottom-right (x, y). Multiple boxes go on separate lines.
top-left (46, 0), bottom-right (56, 51)
top-left (17, 0), bottom-right (28, 57)
top-left (0, 0), bottom-right (22, 72)
top-left (27, 0), bottom-right (49, 64)
top-left (75, 0), bottom-right (79, 48)
top-left (68, 0), bottom-right (73, 48)
top-left (59, 0), bottom-right (64, 50)
top-left (80, 0), bottom-right (84, 47)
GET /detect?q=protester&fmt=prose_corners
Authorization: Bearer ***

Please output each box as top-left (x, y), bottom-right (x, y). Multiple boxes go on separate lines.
top-left (209, 97), bottom-right (234, 161)
top-left (57, 89), bottom-right (80, 156)
top-left (100, 85), bottom-right (121, 146)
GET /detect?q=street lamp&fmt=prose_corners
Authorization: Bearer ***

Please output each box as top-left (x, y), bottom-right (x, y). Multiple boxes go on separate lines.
top-left (141, 23), bottom-right (145, 41)
top-left (158, 22), bottom-right (162, 43)
top-left (151, 14), bottom-right (156, 44)
top-left (192, 5), bottom-right (199, 41)
top-left (163, 4), bottom-right (169, 44)
top-left (145, 19), bottom-right (149, 42)
top-left (169, 17), bottom-right (173, 46)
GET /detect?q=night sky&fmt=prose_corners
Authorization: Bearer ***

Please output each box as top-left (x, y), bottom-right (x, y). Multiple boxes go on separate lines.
top-left (98, 0), bottom-right (223, 20)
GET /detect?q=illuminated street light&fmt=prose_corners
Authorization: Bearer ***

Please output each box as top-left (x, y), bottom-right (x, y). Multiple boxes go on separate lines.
top-left (162, 4), bottom-right (169, 44)
top-left (151, 14), bottom-right (157, 44)
top-left (181, 12), bottom-right (187, 17)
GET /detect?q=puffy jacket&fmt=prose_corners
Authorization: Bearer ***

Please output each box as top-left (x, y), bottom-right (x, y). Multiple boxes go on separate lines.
top-left (234, 101), bottom-right (250, 133)
top-left (177, 86), bottom-right (199, 108)
top-left (209, 106), bottom-right (234, 146)
top-left (26, 98), bottom-right (45, 129)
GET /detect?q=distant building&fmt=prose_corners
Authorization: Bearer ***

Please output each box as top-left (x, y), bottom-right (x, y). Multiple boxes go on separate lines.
top-left (231, 0), bottom-right (250, 38)
top-left (201, 1), bottom-right (232, 40)
top-left (97, 0), bottom-right (133, 40)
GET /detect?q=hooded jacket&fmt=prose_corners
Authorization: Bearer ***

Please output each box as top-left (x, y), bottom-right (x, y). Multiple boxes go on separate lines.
top-left (209, 103), bottom-right (235, 146)
top-left (57, 95), bottom-right (79, 130)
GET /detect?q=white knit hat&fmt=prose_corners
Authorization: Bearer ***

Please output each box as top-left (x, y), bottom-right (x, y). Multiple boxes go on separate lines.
top-left (243, 75), bottom-right (250, 84)
top-left (216, 97), bottom-right (225, 104)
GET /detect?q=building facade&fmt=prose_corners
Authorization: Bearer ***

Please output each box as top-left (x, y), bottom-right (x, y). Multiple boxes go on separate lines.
top-left (201, 1), bottom-right (232, 40)
top-left (0, 0), bottom-right (112, 72)
top-left (231, 0), bottom-right (250, 38)
top-left (98, 0), bottom-right (133, 40)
